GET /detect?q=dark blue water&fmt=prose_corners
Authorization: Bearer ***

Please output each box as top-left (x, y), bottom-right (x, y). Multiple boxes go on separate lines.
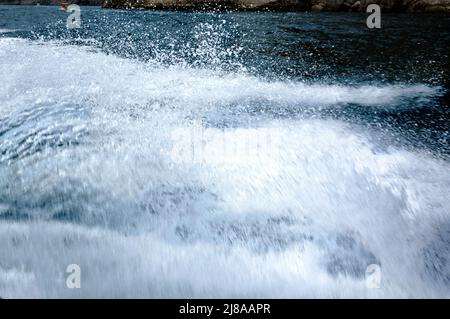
top-left (0, 5), bottom-right (450, 298)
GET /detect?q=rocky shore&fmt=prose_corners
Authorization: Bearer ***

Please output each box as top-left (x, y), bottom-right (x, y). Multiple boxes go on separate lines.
top-left (0, 0), bottom-right (102, 5)
top-left (1, 0), bottom-right (449, 13)
top-left (101, 0), bottom-right (450, 13)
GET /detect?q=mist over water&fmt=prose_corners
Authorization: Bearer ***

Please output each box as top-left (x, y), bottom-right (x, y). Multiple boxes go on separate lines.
top-left (0, 6), bottom-right (450, 298)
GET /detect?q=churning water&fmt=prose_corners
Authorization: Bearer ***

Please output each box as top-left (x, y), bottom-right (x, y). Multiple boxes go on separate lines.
top-left (0, 6), bottom-right (450, 298)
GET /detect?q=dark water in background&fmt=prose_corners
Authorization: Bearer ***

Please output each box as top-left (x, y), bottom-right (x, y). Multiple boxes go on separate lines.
top-left (1, 5), bottom-right (450, 297)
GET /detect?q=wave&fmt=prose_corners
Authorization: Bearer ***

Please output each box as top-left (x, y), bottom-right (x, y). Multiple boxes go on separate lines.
top-left (0, 29), bottom-right (18, 34)
top-left (0, 38), bottom-right (441, 115)
top-left (0, 37), bottom-right (449, 298)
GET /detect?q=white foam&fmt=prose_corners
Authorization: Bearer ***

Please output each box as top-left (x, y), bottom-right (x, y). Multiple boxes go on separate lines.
top-left (0, 37), bottom-right (440, 119)
top-left (0, 29), bottom-right (17, 34)
top-left (0, 37), bottom-right (449, 298)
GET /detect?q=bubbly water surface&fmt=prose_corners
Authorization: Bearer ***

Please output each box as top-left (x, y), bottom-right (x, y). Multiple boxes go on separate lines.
top-left (0, 6), bottom-right (450, 298)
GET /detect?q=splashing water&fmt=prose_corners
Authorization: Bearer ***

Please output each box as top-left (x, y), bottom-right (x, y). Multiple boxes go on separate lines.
top-left (0, 7), bottom-right (450, 298)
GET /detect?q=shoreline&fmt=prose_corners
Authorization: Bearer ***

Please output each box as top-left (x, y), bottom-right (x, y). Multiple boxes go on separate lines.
top-left (0, 1), bottom-right (449, 13)
top-left (101, 0), bottom-right (450, 14)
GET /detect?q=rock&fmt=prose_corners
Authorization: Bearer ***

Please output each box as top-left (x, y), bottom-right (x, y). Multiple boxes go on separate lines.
top-left (311, 4), bottom-right (324, 11)
top-left (1, 0), bottom-right (449, 13)
top-left (351, 0), bottom-right (361, 11)
top-left (425, 5), bottom-right (450, 12)
top-left (4, 0), bottom-right (447, 13)
top-left (0, 0), bottom-right (102, 4)
top-left (102, 0), bottom-right (313, 11)
top-left (341, 1), bottom-right (352, 10)
top-left (320, 0), bottom-right (345, 10)
top-left (407, 0), bottom-right (450, 13)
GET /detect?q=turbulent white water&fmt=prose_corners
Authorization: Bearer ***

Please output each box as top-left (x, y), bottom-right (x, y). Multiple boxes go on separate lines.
top-left (1, 37), bottom-right (450, 298)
